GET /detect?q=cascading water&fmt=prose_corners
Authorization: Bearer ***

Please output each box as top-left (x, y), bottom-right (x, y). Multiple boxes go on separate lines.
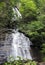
top-left (12, 7), bottom-right (22, 21)
top-left (5, 29), bottom-right (32, 60)
top-left (0, 7), bottom-right (32, 63)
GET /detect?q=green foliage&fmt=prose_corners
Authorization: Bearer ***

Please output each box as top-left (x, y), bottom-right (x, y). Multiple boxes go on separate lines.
top-left (19, 0), bottom-right (37, 22)
top-left (40, 43), bottom-right (45, 61)
top-left (0, 0), bottom-right (45, 61)
top-left (3, 59), bottom-right (37, 65)
top-left (25, 60), bottom-right (37, 65)
top-left (3, 57), bottom-right (24, 65)
top-left (0, 1), bottom-right (13, 28)
top-left (18, 21), bottom-right (45, 47)
top-left (18, 0), bottom-right (45, 61)
top-left (10, 0), bottom-right (20, 6)
top-left (3, 60), bottom-right (37, 65)
top-left (26, 21), bottom-right (44, 31)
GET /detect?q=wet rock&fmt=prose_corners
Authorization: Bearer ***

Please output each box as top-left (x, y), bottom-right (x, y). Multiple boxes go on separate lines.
top-left (39, 62), bottom-right (45, 65)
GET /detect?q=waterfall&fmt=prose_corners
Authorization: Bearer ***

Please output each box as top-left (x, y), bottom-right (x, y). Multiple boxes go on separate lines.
top-left (11, 7), bottom-right (32, 60)
top-left (0, 7), bottom-right (32, 63)
top-left (12, 7), bottom-right (22, 21)
top-left (0, 29), bottom-right (32, 64)
top-left (4, 29), bottom-right (32, 60)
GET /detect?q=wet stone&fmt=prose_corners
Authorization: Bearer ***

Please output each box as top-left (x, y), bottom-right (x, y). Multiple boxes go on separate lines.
top-left (0, 32), bottom-right (11, 64)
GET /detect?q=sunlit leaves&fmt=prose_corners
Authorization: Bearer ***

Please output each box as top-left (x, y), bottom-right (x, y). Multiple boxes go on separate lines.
top-left (20, 0), bottom-right (37, 10)
top-left (19, 0), bottom-right (37, 22)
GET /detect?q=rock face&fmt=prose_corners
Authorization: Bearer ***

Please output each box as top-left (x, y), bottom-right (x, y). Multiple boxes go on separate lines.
top-left (0, 34), bottom-right (6, 64)
top-left (0, 32), bottom-right (11, 64)
top-left (39, 62), bottom-right (45, 65)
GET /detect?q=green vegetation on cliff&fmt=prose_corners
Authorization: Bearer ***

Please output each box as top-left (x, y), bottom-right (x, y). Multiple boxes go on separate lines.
top-left (0, 0), bottom-right (45, 61)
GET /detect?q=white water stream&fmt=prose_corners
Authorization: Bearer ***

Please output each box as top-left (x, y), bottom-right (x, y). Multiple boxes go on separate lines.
top-left (0, 7), bottom-right (32, 63)
top-left (7, 30), bottom-right (32, 60)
